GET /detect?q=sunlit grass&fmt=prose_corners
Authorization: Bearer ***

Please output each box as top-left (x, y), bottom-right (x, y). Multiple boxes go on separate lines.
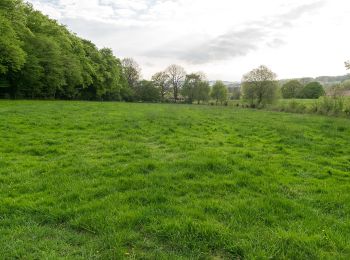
top-left (0, 101), bottom-right (349, 258)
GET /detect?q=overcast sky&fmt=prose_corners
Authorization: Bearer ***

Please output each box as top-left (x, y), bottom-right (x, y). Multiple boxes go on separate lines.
top-left (27, 0), bottom-right (350, 81)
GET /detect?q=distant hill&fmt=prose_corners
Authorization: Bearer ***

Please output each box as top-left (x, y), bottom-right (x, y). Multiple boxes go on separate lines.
top-left (208, 81), bottom-right (240, 88)
top-left (279, 74), bottom-right (350, 87)
top-left (214, 74), bottom-right (350, 89)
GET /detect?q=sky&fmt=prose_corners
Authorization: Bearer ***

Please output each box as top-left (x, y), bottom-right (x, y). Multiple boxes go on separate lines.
top-left (26, 0), bottom-right (350, 81)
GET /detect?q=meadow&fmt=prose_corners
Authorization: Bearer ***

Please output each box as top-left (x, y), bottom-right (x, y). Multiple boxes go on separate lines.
top-left (0, 101), bottom-right (349, 259)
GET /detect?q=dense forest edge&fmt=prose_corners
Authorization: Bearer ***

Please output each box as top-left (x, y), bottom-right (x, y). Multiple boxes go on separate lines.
top-left (0, 0), bottom-right (130, 101)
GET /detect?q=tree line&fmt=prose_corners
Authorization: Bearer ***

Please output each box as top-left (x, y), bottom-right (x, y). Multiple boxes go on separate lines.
top-left (1, 0), bottom-right (348, 106)
top-left (125, 63), bottom-right (228, 104)
top-left (0, 0), bottom-right (227, 103)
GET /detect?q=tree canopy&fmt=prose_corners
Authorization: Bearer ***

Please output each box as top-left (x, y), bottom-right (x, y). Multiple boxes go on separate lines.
top-left (151, 71), bottom-right (169, 101)
top-left (165, 64), bottom-right (186, 103)
top-left (298, 82), bottom-right (325, 99)
top-left (182, 73), bottom-right (210, 104)
top-left (281, 80), bottom-right (303, 99)
top-left (242, 65), bottom-right (278, 106)
top-left (211, 81), bottom-right (228, 104)
top-left (0, 0), bottom-right (129, 100)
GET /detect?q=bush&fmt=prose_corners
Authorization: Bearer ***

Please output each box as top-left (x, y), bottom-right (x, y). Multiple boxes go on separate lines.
top-left (285, 100), bottom-right (307, 113)
top-left (254, 95), bottom-right (349, 118)
top-left (344, 103), bottom-right (350, 116)
top-left (317, 96), bottom-right (344, 115)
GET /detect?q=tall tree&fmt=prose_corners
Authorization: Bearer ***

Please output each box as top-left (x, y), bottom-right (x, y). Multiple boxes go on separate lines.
top-left (242, 65), bottom-right (278, 106)
top-left (211, 81), bottom-right (228, 105)
top-left (0, 14), bottom-right (26, 75)
top-left (182, 73), bottom-right (210, 104)
top-left (122, 58), bottom-right (141, 90)
top-left (165, 64), bottom-right (186, 103)
top-left (346, 61), bottom-right (350, 70)
top-left (182, 73), bottom-right (200, 104)
top-left (152, 71), bottom-right (169, 102)
top-left (196, 81), bottom-right (210, 104)
top-left (99, 48), bottom-right (124, 100)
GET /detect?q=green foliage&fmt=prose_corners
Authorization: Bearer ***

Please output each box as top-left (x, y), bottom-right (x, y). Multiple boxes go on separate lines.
top-left (317, 96), bottom-right (344, 115)
top-left (0, 101), bottom-right (349, 258)
top-left (0, 14), bottom-right (26, 74)
top-left (299, 82), bottom-right (325, 99)
top-left (268, 97), bottom-right (350, 117)
top-left (121, 58), bottom-right (141, 90)
top-left (182, 73), bottom-right (210, 104)
top-left (0, 0), bottom-right (129, 100)
top-left (135, 80), bottom-right (160, 102)
top-left (242, 65), bottom-right (278, 106)
top-left (281, 80), bottom-right (303, 99)
top-left (211, 81), bottom-right (228, 104)
top-left (342, 80), bottom-right (350, 90)
top-left (196, 81), bottom-right (211, 104)
top-left (181, 74), bottom-right (198, 103)
top-left (152, 71), bottom-right (170, 101)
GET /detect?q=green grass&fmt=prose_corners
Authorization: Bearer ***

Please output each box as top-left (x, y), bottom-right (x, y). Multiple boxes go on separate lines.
top-left (1, 101), bottom-right (350, 259)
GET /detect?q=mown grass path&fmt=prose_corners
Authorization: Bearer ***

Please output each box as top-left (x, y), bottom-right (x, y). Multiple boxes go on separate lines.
top-left (0, 101), bottom-right (349, 259)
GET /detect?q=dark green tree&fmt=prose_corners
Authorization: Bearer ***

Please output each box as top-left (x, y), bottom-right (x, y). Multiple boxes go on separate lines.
top-left (182, 74), bottom-right (200, 104)
top-left (135, 80), bottom-right (160, 102)
top-left (298, 82), bottom-right (325, 99)
top-left (182, 73), bottom-right (210, 104)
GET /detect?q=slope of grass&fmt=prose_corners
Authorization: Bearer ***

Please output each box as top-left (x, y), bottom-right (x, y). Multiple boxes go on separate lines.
top-left (0, 101), bottom-right (349, 259)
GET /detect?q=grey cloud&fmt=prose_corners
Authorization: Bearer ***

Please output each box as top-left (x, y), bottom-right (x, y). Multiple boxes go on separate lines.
top-left (266, 38), bottom-right (286, 48)
top-left (61, 18), bottom-right (120, 38)
top-left (144, 1), bottom-right (325, 64)
top-left (281, 1), bottom-right (325, 20)
top-left (179, 28), bottom-right (265, 64)
top-left (260, 0), bottom-right (325, 29)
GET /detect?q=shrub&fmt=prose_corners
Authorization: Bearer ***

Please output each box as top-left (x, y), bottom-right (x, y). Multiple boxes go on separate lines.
top-left (344, 102), bottom-right (350, 116)
top-left (315, 96), bottom-right (344, 116)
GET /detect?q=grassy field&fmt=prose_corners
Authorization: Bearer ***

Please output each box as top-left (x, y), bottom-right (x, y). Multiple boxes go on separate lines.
top-left (1, 101), bottom-right (350, 259)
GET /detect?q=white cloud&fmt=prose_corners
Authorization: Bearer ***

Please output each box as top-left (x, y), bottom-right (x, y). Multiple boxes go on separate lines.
top-left (26, 0), bottom-right (350, 80)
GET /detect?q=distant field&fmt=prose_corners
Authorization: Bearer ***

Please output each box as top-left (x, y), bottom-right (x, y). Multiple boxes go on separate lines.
top-left (0, 101), bottom-right (349, 259)
top-left (277, 98), bottom-right (317, 105)
top-left (230, 97), bottom-right (350, 106)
